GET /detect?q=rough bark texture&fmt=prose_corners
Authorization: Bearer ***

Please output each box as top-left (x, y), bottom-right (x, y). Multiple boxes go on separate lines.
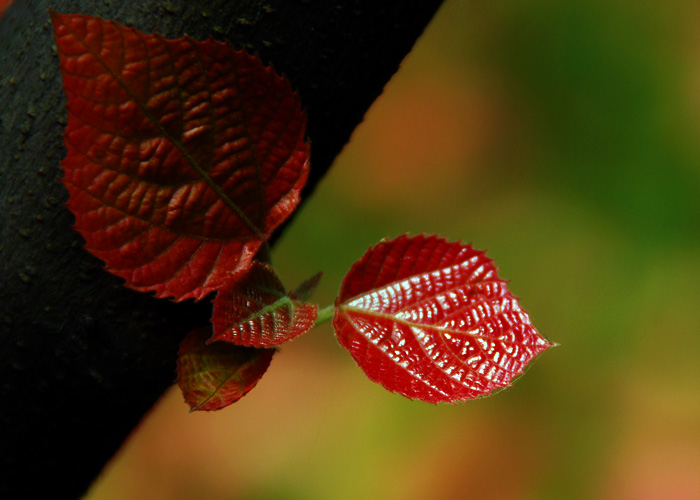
top-left (0, 0), bottom-right (443, 497)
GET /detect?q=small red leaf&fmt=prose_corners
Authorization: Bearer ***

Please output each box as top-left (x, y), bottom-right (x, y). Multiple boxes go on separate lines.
top-left (333, 234), bottom-right (553, 404)
top-left (211, 262), bottom-right (319, 347)
top-left (51, 12), bottom-right (309, 300)
top-left (177, 327), bottom-right (274, 411)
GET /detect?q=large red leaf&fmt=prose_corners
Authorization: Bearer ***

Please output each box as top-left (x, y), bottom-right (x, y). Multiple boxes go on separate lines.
top-left (211, 262), bottom-right (319, 347)
top-left (333, 234), bottom-right (553, 403)
top-left (177, 327), bottom-right (274, 411)
top-left (51, 12), bottom-right (309, 300)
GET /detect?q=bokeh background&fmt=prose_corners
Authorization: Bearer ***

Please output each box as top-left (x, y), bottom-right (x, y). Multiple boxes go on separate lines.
top-left (86, 1), bottom-right (700, 499)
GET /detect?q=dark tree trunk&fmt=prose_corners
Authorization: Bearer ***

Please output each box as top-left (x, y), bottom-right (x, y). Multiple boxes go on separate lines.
top-left (0, 0), bottom-right (443, 497)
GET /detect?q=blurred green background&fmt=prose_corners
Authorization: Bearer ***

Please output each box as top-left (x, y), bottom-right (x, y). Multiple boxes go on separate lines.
top-left (86, 1), bottom-right (700, 499)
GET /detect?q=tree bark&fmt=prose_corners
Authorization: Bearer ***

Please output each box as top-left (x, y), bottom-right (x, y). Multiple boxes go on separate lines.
top-left (0, 0), bottom-right (443, 497)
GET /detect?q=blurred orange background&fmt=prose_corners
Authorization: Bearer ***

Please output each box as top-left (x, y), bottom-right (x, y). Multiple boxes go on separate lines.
top-left (85, 1), bottom-right (700, 499)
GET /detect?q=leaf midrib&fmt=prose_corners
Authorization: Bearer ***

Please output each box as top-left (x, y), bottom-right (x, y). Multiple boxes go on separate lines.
top-left (230, 294), bottom-right (297, 334)
top-left (337, 303), bottom-right (531, 347)
top-left (191, 352), bottom-right (253, 411)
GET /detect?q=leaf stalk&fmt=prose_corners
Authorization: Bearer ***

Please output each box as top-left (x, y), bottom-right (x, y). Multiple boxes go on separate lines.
top-left (314, 304), bottom-right (335, 327)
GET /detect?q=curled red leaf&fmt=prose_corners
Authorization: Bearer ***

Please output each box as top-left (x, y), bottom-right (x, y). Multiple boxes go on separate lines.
top-left (51, 12), bottom-right (309, 300)
top-left (333, 234), bottom-right (553, 403)
top-left (177, 327), bottom-right (274, 411)
top-left (211, 262), bottom-right (319, 347)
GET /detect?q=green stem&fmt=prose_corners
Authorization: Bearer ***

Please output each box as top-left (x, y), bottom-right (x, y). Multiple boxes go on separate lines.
top-left (314, 304), bottom-right (336, 327)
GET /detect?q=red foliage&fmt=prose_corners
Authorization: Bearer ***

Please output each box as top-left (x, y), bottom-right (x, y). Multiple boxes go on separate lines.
top-left (51, 12), bottom-right (309, 301)
top-left (211, 262), bottom-right (319, 347)
top-left (333, 234), bottom-right (553, 403)
top-left (50, 12), bottom-right (552, 410)
top-left (177, 327), bottom-right (274, 411)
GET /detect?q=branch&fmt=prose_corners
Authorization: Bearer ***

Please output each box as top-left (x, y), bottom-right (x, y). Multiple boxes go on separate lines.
top-left (0, 0), bottom-right (443, 497)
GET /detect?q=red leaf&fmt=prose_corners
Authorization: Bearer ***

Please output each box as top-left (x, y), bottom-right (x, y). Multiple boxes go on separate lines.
top-left (51, 12), bottom-right (309, 300)
top-left (177, 327), bottom-right (274, 411)
top-left (211, 262), bottom-right (319, 347)
top-left (333, 234), bottom-right (553, 403)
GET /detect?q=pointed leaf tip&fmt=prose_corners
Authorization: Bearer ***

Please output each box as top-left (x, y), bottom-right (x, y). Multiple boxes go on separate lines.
top-left (211, 262), bottom-right (319, 347)
top-left (290, 271), bottom-right (323, 302)
top-left (177, 327), bottom-right (274, 411)
top-left (52, 13), bottom-right (309, 301)
top-left (333, 234), bottom-right (553, 404)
